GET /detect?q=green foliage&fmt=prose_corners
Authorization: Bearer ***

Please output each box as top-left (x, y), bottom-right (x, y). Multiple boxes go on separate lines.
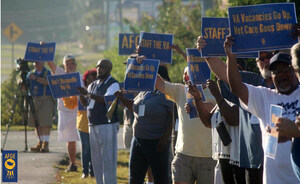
top-left (1, 70), bottom-right (23, 125)
top-left (124, 0), bottom-right (205, 83)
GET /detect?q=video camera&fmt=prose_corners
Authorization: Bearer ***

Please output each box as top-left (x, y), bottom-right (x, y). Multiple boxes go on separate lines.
top-left (15, 58), bottom-right (30, 87)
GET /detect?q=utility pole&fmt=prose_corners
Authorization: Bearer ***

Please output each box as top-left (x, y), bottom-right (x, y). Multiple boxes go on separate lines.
top-left (105, 0), bottom-right (110, 49)
top-left (119, 0), bottom-right (123, 33)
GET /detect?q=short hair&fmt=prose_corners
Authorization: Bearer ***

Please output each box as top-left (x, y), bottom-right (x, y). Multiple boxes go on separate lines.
top-left (82, 69), bottom-right (97, 87)
top-left (158, 65), bottom-right (170, 82)
top-left (291, 42), bottom-right (300, 68)
top-left (63, 54), bottom-right (76, 65)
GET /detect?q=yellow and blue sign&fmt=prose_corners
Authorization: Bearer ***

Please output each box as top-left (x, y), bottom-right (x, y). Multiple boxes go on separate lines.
top-left (47, 72), bottom-right (82, 99)
top-left (124, 58), bottom-right (159, 91)
top-left (201, 17), bottom-right (258, 58)
top-left (119, 82), bottom-right (136, 100)
top-left (186, 48), bottom-right (211, 84)
top-left (2, 150), bottom-right (18, 182)
top-left (119, 33), bottom-right (140, 55)
top-left (139, 32), bottom-right (173, 64)
top-left (228, 3), bottom-right (297, 53)
top-left (24, 42), bottom-right (56, 62)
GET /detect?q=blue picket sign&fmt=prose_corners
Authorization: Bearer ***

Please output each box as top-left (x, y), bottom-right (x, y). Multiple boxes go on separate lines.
top-left (228, 3), bottom-right (297, 53)
top-left (24, 42), bottom-right (56, 62)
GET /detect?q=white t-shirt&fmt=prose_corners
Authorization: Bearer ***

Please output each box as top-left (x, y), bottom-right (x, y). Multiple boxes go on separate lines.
top-left (241, 84), bottom-right (300, 184)
top-left (211, 103), bottom-right (239, 166)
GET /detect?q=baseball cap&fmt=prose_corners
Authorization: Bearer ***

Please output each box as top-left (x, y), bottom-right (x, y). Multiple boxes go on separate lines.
top-left (63, 54), bottom-right (75, 62)
top-left (268, 53), bottom-right (291, 71)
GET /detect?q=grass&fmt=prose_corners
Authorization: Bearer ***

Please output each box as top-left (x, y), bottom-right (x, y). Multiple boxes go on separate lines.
top-left (55, 150), bottom-right (130, 184)
top-left (1, 124), bottom-right (58, 131)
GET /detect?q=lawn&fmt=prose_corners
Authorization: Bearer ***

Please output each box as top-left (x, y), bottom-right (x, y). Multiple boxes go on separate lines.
top-left (55, 150), bottom-right (130, 184)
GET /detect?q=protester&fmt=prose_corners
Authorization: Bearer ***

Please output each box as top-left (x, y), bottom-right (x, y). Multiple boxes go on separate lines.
top-left (225, 35), bottom-right (299, 184)
top-left (78, 59), bottom-right (119, 184)
top-left (77, 69), bottom-right (97, 178)
top-left (47, 54), bottom-right (79, 172)
top-left (275, 42), bottom-right (300, 181)
top-left (115, 65), bottom-right (173, 184)
top-left (186, 79), bottom-right (247, 184)
top-left (197, 36), bottom-right (265, 184)
top-left (151, 60), bottom-right (216, 183)
top-left (27, 62), bottom-right (54, 153)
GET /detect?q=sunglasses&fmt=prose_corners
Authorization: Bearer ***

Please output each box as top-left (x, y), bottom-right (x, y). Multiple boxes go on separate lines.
top-left (258, 53), bottom-right (273, 62)
top-left (271, 66), bottom-right (293, 75)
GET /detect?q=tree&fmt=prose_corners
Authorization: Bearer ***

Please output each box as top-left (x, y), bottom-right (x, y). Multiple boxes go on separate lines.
top-left (124, 0), bottom-right (205, 83)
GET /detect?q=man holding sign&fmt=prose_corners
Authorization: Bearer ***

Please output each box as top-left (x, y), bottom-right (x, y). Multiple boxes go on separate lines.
top-left (78, 59), bottom-right (120, 184)
top-left (47, 54), bottom-right (79, 172)
top-left (27, 62), bottom-right (54, 153)
top-left (226, 32), bottom-right (300, 184)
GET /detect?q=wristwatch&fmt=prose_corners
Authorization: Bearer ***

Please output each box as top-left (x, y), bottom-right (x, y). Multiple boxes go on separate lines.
top-left (86, 93), bottom-right (92, 98)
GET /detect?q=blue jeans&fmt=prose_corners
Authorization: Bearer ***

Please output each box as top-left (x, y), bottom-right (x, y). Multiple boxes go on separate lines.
top-left (129, 137), bottom-right (170, 184)
top-left (78, 130), bottom-right (93, 175)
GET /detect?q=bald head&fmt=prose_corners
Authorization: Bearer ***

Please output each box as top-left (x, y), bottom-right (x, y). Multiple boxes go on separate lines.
top-left (96, 59), bottom-right (113, 80)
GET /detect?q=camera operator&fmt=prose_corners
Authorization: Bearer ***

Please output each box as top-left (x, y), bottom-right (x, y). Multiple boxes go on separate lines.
top-left (27, 62), bottom-right (54, 153)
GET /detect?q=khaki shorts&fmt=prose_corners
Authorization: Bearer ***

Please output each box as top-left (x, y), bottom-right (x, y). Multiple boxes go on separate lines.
top-left (172, 153), bottom-right (216, 184)
top-left (28, 96), bottom-right (54, 127)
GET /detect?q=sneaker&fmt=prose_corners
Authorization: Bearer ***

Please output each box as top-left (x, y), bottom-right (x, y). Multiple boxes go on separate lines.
top-left (65, 164), bottom-right (77, 172)
top-left (30, 142), bottom-right (42, 152)
top-left (81, 173), bottom-right (88, 179)
top-left (40, 142), bottom-right (49, 153)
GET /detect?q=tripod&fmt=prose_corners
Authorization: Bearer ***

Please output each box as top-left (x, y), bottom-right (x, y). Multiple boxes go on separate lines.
top-left (1, 76), bottom-right (41, 152)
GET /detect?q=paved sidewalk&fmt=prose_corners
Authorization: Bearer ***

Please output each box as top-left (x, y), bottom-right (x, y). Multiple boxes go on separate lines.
top-left (1, 129), bottom-right (124, 184)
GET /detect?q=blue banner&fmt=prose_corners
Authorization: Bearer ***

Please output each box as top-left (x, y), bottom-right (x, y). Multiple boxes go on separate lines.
top-left (185, 85), bottom-right (206, 119)
top-left (47, 72), bottom-right (82, 99)
top-left (119, 33), bottom-right (140, 55)
top-left (139, 32), bottom-right (173, 64)
top-left (201, 17), bottom-right (258, 58)
top-left (120, 82), bottom-right (137, 99)
top-left (2, 150), bottom-right (18, 182)
top-left (124, 58), bottom-right (159, 91)
top-left (186, 48), bottom-right (211, 84)
top-left (24, 42), bottom-right (56, 62)
top-left (228, 3), bottom-right (297, 53)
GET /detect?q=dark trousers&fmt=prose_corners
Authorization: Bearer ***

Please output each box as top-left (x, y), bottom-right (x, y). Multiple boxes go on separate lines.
top-left (78, 130), bottom-right (93, 175)
top-left (245, 166), bottom-right (263, 184)
top-left (219, 158), bottom-right (245, 184)
top-left (129, 137), bottom-right (170, 184)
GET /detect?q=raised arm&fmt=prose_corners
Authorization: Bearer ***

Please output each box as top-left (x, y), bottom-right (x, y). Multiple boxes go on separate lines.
top-left (171, 44), bottom-right (187, 61)
top-left (187, 82), bottom-right (214, 128)
top-left (197, 36), bottom-right (228, 83)
top-left (224, 35), bottom-right (249, 105)
top-left (155, 74), bottom-right (167, 94)
top-left (47, 62), bottom-right (57, 74)
top-left (207, 79), bottom-right (239, 126)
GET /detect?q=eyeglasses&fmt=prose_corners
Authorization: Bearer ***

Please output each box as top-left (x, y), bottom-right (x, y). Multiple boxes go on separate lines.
top-left (271, 66), bottom-right (293, 75)
top-left (258, 53), bottom-right (273, 62)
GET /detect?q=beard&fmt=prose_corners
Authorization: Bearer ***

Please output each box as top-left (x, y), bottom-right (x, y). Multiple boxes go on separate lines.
top-left (259, 67), bottom-right (271, 79)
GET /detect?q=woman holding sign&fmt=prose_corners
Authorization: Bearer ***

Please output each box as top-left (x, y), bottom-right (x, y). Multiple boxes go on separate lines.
top-left (115, 65), bottom-right (173, 184)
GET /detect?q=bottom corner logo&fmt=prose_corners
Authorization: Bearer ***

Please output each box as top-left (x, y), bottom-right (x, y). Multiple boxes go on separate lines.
top-left (2, 150), bottom-right (18, 182)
